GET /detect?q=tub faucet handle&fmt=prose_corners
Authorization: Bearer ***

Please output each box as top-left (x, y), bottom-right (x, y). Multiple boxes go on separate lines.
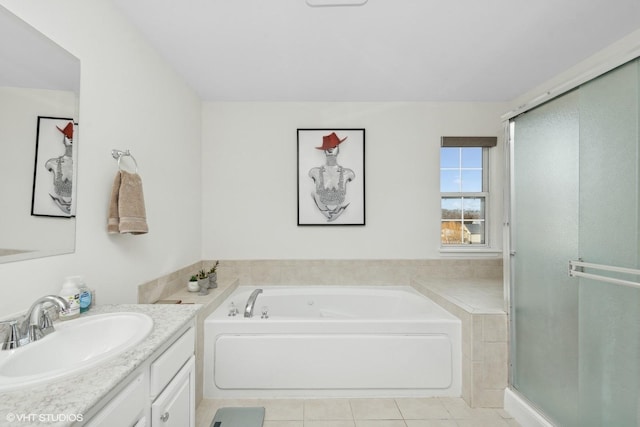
top-left (228, 302), bottom-right (239, 317)
top-left (261, 306), bottom-right (269, 319)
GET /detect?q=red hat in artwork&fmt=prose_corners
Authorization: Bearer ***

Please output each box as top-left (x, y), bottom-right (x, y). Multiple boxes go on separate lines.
top-left (57, 122), bottom-right (74, 139)
top-left (315, 132), bottom-right (347, 150)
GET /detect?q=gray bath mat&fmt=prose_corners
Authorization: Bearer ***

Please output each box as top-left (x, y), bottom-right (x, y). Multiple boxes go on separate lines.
top-left (210, 407), bottom-right (265, 427)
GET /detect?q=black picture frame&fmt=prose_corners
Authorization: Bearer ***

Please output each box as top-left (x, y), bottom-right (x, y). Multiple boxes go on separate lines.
top-left (31, 116), bottom-right (77, 218)
top-left (297, 128), bottom-right (365, 226)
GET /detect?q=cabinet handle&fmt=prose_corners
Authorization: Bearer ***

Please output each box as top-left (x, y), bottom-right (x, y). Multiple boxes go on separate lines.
top-left (160, 412), bottom-right (170, 422)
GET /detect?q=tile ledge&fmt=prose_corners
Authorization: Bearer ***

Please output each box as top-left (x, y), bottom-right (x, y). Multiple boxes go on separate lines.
top-left (412, 278), bottom-right (506, 315)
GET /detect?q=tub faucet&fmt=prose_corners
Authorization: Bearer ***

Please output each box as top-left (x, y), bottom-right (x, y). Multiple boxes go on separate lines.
top-left (0, 295), bottom-right (70, 350)
top-left (244, 289), bottom-right (263, 318)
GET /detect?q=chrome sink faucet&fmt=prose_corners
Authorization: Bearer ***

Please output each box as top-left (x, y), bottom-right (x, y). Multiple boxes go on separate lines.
top-left (0, 295), bottom-right (70, 350)
top-left (244, 289), bottom-right (263, 318)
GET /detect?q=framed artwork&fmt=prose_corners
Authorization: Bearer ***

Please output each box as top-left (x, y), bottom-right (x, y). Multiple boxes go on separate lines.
top-left (31, 116), bottom-right (77, 217)
top-left (297, 128), bottom-right (365, 225)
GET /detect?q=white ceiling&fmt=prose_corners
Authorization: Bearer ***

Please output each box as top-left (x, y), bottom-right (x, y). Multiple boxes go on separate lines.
top-left (111, 0), bottom-right (640, 102)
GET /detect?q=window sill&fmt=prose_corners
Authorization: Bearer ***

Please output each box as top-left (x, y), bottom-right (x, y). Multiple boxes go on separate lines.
top-left (439, 248), bottom-right (503, 258)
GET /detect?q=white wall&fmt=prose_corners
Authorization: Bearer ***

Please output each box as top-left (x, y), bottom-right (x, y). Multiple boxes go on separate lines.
top-left (202, 102), bottom-right (507, 260)
top-left (0, 0), bottom-right (202, 316)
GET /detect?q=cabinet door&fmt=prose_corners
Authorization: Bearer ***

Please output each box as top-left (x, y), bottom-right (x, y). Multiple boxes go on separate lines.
top-left (150, 327), bottom-right (195, 398)
top-left (151, 356), bottom-right (195, 427)
top-left (85, 373), bottom-right (147, 427)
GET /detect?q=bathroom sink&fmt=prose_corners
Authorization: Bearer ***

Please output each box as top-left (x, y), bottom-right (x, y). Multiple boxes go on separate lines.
top-left (0, 312), bottom-right (153, 391)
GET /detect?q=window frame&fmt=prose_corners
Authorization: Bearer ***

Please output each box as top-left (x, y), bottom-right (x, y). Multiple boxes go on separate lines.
top-left (440, 145), bottom-right (490, 249)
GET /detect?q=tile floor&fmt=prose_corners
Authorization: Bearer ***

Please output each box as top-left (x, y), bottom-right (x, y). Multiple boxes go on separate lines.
top-left (196, 397), bottom-right (521, 427)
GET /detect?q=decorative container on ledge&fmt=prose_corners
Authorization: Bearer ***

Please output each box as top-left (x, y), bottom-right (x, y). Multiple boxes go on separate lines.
top-left (207, 261), bottom-right (219, 289)
top-left (197, 270), bottom-right (209, 295)
top-left (208, 273), bottom-right (217, 288)
top-left (187, 276), bottom-right (199, 293)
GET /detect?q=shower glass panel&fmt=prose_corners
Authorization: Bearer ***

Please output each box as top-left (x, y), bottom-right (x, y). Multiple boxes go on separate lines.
top-left (511, 58), bottom-right (640, 426)
top-left (577, 60), bottom-right (640, 427)
top-left (511, 90), bottom-right (580, 426)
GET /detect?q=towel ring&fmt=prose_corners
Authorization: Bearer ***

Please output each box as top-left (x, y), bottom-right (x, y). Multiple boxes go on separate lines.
top-left (111, 149), bottom-right (138, 173)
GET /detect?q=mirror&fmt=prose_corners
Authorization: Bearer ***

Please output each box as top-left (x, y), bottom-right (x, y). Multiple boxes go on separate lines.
top-left (0, 6), bottom-right (80, 264)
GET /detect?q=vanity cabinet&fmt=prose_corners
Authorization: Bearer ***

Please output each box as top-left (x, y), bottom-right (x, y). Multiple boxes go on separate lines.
top-left (84, 323), bottom-right (195, 427)
top-left (150, 327), bottom-right (196, 427)
top-left (151, 356), bottom-right (195, 426)
top-left (84, 373), bottom-right (147, 427)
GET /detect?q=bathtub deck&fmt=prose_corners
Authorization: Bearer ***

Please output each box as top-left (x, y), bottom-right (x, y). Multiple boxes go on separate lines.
top-left (413, 277), bottom-right (505, 314)
top-left (196, 396), bottom-right (521, 427)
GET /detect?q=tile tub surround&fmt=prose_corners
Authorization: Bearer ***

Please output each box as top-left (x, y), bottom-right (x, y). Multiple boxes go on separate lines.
top-left (210, 259), bottom-right (502, 287)
top-left (0, 303), bottom-right (200, 426)
top-left (138, 260), bottom-right (204, 304)
top-left (139, 259), bottom-right (505, 408)
top-left (138, 259), bottom-right (502, 304)
top-left (196, 397), bottom-right (521, 427)
top-left (413, 278), bottom-right (508, 408)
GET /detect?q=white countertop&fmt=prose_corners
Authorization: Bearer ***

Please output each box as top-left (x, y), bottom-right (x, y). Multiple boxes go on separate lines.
top-left (0, 303), bottom-right (200, 426)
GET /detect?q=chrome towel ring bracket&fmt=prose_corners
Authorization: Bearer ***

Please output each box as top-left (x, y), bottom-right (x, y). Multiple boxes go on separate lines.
top-left (111, 149), bottom-right (138, 173)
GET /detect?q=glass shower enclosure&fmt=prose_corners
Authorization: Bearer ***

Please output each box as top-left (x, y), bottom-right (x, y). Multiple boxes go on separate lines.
top-left (509, 59), bottom-right (640, 426)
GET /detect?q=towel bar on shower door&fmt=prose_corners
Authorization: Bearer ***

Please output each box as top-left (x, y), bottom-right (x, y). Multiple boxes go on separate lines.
top-left (568, 260), bottom-right (640, 290)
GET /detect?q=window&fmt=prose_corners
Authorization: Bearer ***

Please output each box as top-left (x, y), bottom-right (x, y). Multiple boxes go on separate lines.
top-left (440, 137), bottom-right (495, 247)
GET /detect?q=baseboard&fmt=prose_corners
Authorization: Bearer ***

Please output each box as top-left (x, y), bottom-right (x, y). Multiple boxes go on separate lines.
top-left (504, 388), bottom-right (555, 427)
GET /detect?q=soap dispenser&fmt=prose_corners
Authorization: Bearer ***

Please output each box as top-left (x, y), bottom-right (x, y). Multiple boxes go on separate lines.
top-left (59, 277), bottom-right (80, 320)
top-left (75, 276), bottom-right (93, 313)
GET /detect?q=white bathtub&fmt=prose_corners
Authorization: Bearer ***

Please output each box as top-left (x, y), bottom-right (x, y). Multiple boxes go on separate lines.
top-left (203, 286), bottom-right (461, 399)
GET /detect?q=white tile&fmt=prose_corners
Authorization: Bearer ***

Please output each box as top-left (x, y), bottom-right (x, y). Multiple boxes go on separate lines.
top-left (481, 342), bottom-right (508, 389)
top-left (304, 421), bottom-right (356, 427)
top-left (456, 419), bottom-right (511, 427)
top-left (195, 399), bottom-right (218, 427)
top-left (436, 397), bottom-right (466, 406)
top-left (261, 399), bottom-right (304, 420)
top-left (496, 409), bottom-right (514, 419)
top-left (395, 398), bottom-right (449, 420)
top-left (437, 397), bottom-right (468, 418)
top-left (405, 421), bottom-right (457, 427)
top-left (438, 398), bottom-right (503, 420)
top-left (304, 399), bottom-right (354, 420)
top-left (483, 314), bottom-right (508, 342)
top-left (354, 420), bottom-right (406, 427)
top-left (264, 421), bottom-right (303, 427)
top-left (196, 395), bottom-right (519, 427)
top-left (350, 398), bottom-right (402, 420)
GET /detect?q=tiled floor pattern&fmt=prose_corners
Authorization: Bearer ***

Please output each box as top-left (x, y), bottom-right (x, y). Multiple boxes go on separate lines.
top-left (196, 397), bottom-right (521, 427)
